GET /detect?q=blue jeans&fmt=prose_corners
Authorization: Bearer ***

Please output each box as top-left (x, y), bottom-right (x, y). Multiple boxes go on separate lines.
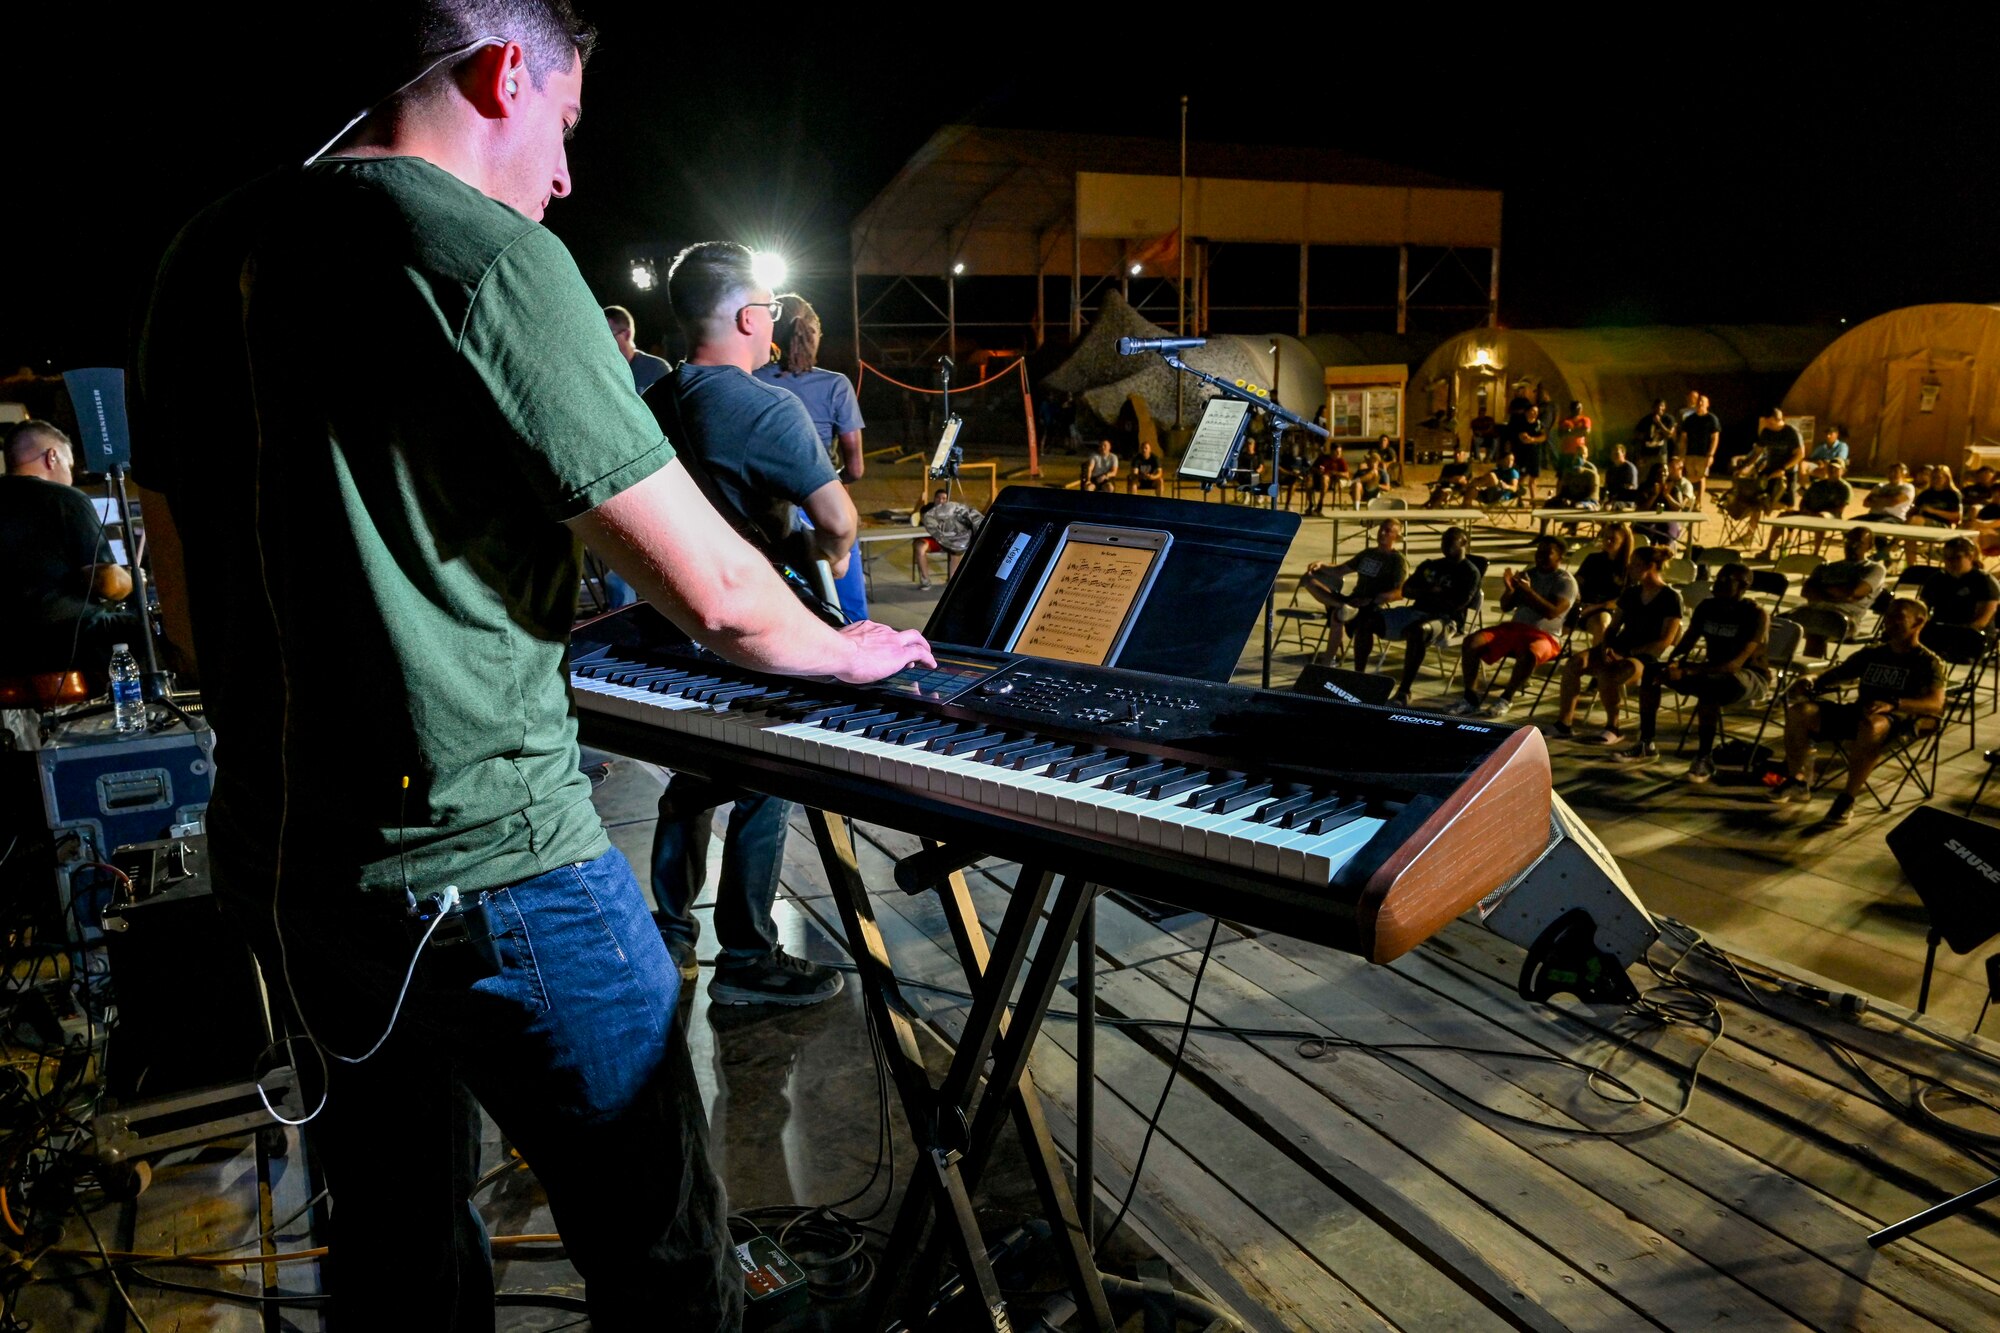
top-left (651, 775), bottom-right (788, 963)
top-left (214, 846), bottom-right (740, 1332)
top-left (602, 568), bottom-right (640, 609)
top-left (832, 554), bottom-right (868, 623)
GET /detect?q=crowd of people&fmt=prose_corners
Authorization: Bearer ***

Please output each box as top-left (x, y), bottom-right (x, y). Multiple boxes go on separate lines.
top-left (1291, 383), bottom-right (1998, 830)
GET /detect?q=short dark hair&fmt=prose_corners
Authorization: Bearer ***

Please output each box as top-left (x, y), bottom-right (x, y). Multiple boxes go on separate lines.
top-left (5, 420), bottom-right (69, 470)
top-left (1845, 525), bottom-right (1872, 545)
top-left (603, 304), bottom-right (634, 336)
top-left (1944, 536), bottom-right (1979, 561)
top-left (1634, 544), bottom-right (1672, 569)
top-left (1535, 535), bottom-right (1567, 557)
top-left (405, 1), bottom-right (597, 92)
top-left (666, 242), bottom-right (756, 340)
top-left (1717, 561), bottom-right (1751, 583)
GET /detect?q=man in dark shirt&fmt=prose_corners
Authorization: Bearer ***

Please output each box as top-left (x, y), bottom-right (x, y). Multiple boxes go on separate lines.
top-left (1740, 409), bottom-right (1805, 509)
top-left (0, 421), bottom-right (138, 676)
top-left (1604, 442), bottom-right (1640, 504)
top-left (1664, 563), bottom-right (1770, 781)
top-left (1551, 544), bottom-right (1682, 757)
top-left (1676, 393), bottom-right (1723, 506)
top-left (605, 303), bottom-right (670, 394)
top-left (1920, 537), bottom-right (2000, 629)
top-left (1300, 518), bottom-right (1408, 666)
top-left (1771, 598), bottom-right (1945, 824)
top-left (1630, 400), bottom-right (1676, 465)
top-left (1382, 525), bottom-right (1481, 705)
top-left (1127, 439), bottom-right (1164, 493)
top-left (650, 242), bottom-right (857, 1008)
top-left (1506, 404), bottom-right (1548, 502)
top-left (130, 13), bottom-right (930, 1326)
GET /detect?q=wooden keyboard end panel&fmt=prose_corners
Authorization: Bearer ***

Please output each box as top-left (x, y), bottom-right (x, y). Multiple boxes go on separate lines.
top-left (1357, 726), bottom-right (1552, 964)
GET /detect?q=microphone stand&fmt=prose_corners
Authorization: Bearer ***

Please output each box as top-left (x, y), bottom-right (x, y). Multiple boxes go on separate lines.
top-left (1157, 352), bottom-right (1329, 688)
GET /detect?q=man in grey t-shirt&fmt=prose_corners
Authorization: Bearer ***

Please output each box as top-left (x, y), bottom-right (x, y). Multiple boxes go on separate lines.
top-left (1452, 535), bottom-right (1576, 718)
top-left (649, 242), bottom-right (857, 1008)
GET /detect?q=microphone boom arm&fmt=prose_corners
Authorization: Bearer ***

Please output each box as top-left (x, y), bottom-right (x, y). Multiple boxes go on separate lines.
top-left (1160, 352), bottom-right (1330, 441)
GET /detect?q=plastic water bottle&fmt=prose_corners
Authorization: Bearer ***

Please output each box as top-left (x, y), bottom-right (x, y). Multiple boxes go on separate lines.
top-left (110, 644), bottom-right (144, 734)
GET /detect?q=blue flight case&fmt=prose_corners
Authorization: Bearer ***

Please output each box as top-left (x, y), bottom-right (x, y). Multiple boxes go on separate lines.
top-left (36, 717), bottom-right (215, 943)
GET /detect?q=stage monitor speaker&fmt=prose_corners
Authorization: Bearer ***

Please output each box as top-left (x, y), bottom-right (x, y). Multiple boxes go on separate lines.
top-left (1886, 805), bottom-right (2000, 955)
top-left (1291, 664), bottom-right (1396, 706)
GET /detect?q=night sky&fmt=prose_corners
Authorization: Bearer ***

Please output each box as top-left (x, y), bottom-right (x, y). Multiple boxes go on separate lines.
top-left (12, 13), bottom-right (2000, 375)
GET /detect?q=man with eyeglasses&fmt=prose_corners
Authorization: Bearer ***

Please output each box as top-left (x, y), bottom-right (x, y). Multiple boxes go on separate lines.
top-left (646, 241), bottom-right (856, 1007)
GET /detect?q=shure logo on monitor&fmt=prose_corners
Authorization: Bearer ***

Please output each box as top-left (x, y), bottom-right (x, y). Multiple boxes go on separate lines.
top-left (1946, 838), bottom-right (2000, 884)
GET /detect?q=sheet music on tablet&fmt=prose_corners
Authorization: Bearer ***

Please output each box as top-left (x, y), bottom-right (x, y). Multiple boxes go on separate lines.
top-left (1179, 398), bottom-right (1251, 482)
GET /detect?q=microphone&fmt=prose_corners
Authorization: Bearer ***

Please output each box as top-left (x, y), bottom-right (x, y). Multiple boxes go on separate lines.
top-left (1117, 336), bottom-right (1208, 356)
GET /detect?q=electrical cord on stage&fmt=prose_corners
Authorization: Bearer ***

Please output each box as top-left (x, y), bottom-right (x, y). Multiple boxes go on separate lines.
top-left (1093, 918), bottom-right (1218, 1259)
top-left (71, 1200), bottom-right (155, 1333)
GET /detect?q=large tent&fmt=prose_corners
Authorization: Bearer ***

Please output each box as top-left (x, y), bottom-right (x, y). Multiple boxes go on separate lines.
top-left (1410, 324), bottom-right (1837, 461)
top-left (1782, 304), bottom-right (2000, 470)
top-left (1043, 292), bottom-right (1415, 439)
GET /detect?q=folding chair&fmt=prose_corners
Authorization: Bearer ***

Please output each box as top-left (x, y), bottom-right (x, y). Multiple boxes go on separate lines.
top-left (1819, 625), bottom-right (1984, 809)
top-left (1747, 568), bottom-right (1791, 615)
top-left (1787, 603), bottom-right (1852, 674)
top-left (1276, 584), bottom-right (1332, 657)
top-left (1691, 546), bottom-right (1741, 579)
top-left (1920, 621), bottom-right (1995, 760)
top-left (1429, 554), bottom-right (1491, 690)
top-left (1664, 556), bottom-right (1698, 586)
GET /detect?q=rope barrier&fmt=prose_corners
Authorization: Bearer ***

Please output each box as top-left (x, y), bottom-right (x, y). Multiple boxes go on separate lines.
top-left (858, 357), bottom-right (1026, 395)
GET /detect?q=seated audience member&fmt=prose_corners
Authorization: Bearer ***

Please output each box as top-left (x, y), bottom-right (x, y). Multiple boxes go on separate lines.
top-left (1127, 439), bottom-right (1163, 494)
top-left (1466, 449), bottom-right (1521, 507)
top-left (1799, 525), bottom-right (1887, 653)
top-left (1231, 437), bottom-right (1264, 498)
top-left (1569, 526), bottom-right (1635, 647)
top-left (1426, 447), bottom-right (1473, 508)
top-left (1962, 464), bottom-right (1998, 509)
top-left (1759, 457), bottom-right (1854, 557)
top-left (1352, 450), bottom-right (1386, 503)
top-left (1664, 562), bottom-right (1772, 782)
top-left (1550, 544), bottom-right (1684, 756)
top-left (1374, 433), bottom-right (1403, 486)
top-left (1769, 597), bottom-right (1944, 825)
top-left (0, 421), bottom-right (140, 677)
top-left (1317, 446), bottom-right (1353, 510)
top-left (1920, 536), bottom-right (2000, 629)
top-left (1547, 459), bottom-right (1601, 510)
top-left (1633, 457), bottom-right (1696, 546)
top-left (1081, 438), bottom-right (1119, 492)
top-left (1726, 414), bottom-right (1804, 521)
top-left (1297, 518), bottom-right (1407, 665)
top-left (1603, 442), bottom-right (1641, 504)
top-left (1451, 535), bottom-right (1575, 719)
top-left (1910, 464), bottom-right (1963, 527)
top-left (1381, 525), bottom-right (1482, 706)
top-left (1859, 463), bottom-right (1916, 556)
top-left (1277, 439), bottom-right (1308, 500)
top-left (1807, 423), bottom-right (1849, 467)
top-left (913, 485), bottom-right (983, 587)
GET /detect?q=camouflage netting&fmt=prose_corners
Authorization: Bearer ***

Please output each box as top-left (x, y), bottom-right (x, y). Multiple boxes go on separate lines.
top-left (1042, 292), bottom-right (1328, 437)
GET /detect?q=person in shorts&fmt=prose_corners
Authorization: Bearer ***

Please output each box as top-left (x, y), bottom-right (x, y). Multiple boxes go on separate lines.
top-left (1451, 535), bottom-right (1575, 719)
top-left (1664, 562), bottom-right (1771, 782)
top-left (1769, 598), bottom-right (1945, 825)
top-left (1799, 525), bottom-right (1886, 654)
top-left (1549, 543), bottom-right (1683, 755)
top-left (1379, 524), bottom-right (1482, 706)
top-left (1299, 518), bottom-right (1407, 665)
top-left (1677, 393), bottom-right (1722, 506)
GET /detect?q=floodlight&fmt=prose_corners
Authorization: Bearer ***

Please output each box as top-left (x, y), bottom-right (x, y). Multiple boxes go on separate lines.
top-left (630, 258), bottom-right (658, 292)
top-left (1129, 263), bottom-right (1142, 275)
top-left (951, 262), bottom-right (966, 276)
top-left (751, 250), bottom-right (788, 291)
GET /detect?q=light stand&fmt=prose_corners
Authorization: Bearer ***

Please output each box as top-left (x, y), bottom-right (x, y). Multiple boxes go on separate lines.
top-left (1155, 352), bottom-right (1329, 687)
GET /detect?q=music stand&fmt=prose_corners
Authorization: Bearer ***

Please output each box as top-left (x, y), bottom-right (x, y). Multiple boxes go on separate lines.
top-left (1870, 806), bottom-right (2000, 1247)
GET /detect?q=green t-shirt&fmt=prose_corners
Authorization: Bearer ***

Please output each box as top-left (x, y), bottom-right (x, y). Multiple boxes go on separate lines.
top-left (133, 158), bottom-right (671, 898)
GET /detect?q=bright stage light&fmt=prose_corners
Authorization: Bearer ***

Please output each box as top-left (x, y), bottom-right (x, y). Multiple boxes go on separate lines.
top-left (1129, 263), bottom-right (1142, 275)
top-left (630, 258), bottom-right (658, 292)
top-left (951, 261), bottom-right (966, 276)
top-left (751, 251), bottom-right (788, 291)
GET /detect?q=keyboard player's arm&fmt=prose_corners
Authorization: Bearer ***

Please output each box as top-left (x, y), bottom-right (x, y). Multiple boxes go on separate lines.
top-left (569, 459), bottom-right (934, 683)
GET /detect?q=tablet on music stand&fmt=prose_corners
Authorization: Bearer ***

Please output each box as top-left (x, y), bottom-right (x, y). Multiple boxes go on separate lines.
top-left (1178, 397), bottom-right (1251, 484)
top-left (928, 416), bottom-right (964, 477)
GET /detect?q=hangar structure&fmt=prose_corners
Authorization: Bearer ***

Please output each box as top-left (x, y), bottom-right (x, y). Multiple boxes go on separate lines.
top-left (848, 125), bottom-right (1503, 364)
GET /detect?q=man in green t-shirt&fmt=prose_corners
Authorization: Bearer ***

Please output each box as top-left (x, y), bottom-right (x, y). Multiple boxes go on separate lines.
top-left (130, 6), bottom-right (930, 1328)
